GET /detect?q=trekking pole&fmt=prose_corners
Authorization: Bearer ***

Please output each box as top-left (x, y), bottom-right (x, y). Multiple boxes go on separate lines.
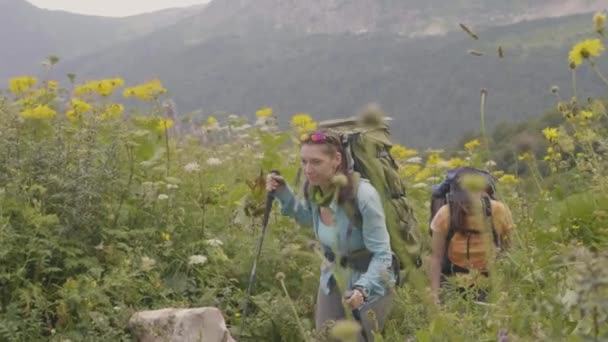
top-left (241, 170), bottom-right (281, 336)
top-left (344, 290), bottom-right (369, 342)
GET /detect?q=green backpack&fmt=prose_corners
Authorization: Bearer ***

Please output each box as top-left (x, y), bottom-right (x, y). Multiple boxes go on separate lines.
top-left (315, 113), bottom-right (422, 272)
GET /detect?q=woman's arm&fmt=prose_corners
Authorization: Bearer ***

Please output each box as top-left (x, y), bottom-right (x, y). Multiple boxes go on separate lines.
top-left (430, 206), bottom-right (449, 302)
top-left (430, 227), bottom-right (447, 301)
top-left (495, 202), bottom-right (514, 250)
top-left (352, 184), bottom-right (395, 296)
top-left (274, 185), bottom-right (314, 227)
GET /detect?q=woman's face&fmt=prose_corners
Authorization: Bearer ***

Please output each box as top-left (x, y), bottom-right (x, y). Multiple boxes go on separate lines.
top-left (301, 144), bottom-right (342, 187)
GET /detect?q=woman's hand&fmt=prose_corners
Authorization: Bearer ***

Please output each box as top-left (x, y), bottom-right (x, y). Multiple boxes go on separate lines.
top-left (266, 173), bottom-right (285, 193)
top-left (345, 289), bottom-right (365, 310)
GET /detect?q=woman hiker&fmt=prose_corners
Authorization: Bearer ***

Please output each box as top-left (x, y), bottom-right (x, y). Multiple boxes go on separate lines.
top-left (266, 129), bottom-right (396, 341)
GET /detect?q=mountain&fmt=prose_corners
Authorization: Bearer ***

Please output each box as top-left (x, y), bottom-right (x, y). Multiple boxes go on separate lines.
top-left (168, 0), bottom-right (607, 38)
top-left (3, 0), bottom-right (608, 147)
top-left (61, 11), bottom-right (608, 147)
top-left (0, 0), bottom-right (206, 78)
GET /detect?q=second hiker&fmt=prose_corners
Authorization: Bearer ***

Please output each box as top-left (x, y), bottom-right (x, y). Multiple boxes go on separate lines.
top-left (429, 168), bottom-right (514, 303)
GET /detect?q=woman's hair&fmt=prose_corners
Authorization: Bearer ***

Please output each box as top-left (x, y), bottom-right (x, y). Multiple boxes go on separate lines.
top-left (301, 129), bottom-right (356, 205)
top-left (447, 182), bottom-right (481, 234)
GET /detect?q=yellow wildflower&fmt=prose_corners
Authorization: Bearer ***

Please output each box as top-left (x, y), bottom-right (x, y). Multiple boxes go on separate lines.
top-left (449, 158), bottom-right (467, 168)
top-left (109, 78), bottom-right (125, 88)
top-left (65, 110), bottom-right (80, 122)
top-left (391, 145), bottom-right (418, 160)
top-left (301, 121), bottom-right (317, 132)
top-left (579, 110), bottom-right (593, 120)
top-left (256, 107), bottom-right (273, 118)
top-left (498, 174), bottom-right (519, 185)
top-left (426, 153), bottom-right (444, 167)
top-left (161, 232), bottom-right (171, 241)
top-left (291, 113), bottom-right (313, 127)
top-left (400, 164), bottom-right (421, 178)
top-left (206, 116), bottom-right (218, 125)
top-left (568, 39), bottom-right (604, 67)
top-left (542, 127), bottom-right (559, 142)
top-left (70, 99), bottom-right (92, 114)
top-left (21, 104), bottom-right (57, 120)
top-left (518, 152), bottom-right (532, 161)
top-left (123, 79), bottom-right (167, 100)
top-left (95, 80), bottom-right (114, 97)
top-left (414, 167), bottom-right (434, 182)
top-left (9, 76), bottom-right (37, 94)
top-left (594, 12), bottom-right (606, 34)
top-left (156, 119), bottom-right (174, 132)
top-left (464, 139), bottom-right (481, 151)
top-left (74, 79), bottom-right (122, 97)
top-left (47, 81), bottom-right (59, 89)
top-left (100, 104), bottom-right (124, 121)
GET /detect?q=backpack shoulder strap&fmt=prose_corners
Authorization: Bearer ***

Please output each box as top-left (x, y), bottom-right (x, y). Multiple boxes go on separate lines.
top-left (342, 174), bottom-right (363, 230)
top-left (481, 195), bottom-right (500, 248)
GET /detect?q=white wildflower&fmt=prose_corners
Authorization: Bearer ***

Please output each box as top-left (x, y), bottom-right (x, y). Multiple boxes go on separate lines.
top-left (206, 158), bottom-right (222, 166)
top-left (205, 239), bottom-right (224, 247)
top-left (485, 160), bottom-right (497, 168)
top-left (141, 256), bottom-right (156, 271)
top-left (406, 156), bottom-right (422, 164)
top-left (167, 184), bottom-right (179, 190)
top-left (228, 114), bottom-right (239, 120)
top-left (188, 255), bottom-right (208, 266)
top-left (158, 194), bottom-right (169, 200)
top-left (413, 183), bottom-right (429, 189)
top-left (255, 117), bottom-right (268, 126)
top-left (184, 162), bottom-right (201, 173)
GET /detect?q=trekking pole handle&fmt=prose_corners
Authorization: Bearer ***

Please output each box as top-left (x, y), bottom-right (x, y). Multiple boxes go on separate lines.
top-left (268, 170), bottom-right (283, 196)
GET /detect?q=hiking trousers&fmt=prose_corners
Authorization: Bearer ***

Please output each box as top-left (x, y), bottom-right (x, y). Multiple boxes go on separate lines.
top-left (315, 284), bottom-right (395, 342)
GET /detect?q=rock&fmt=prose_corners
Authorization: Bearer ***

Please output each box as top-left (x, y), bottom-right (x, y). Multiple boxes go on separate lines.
top-left (128, 307), bottom-right (235, 342)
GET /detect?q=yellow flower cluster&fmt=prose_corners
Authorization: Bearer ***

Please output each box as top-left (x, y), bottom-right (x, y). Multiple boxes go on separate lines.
top-left (47, 81), bottom-right (59, 90)
top-left (498, 174), bottom-right (519, 185)
top-left (390, 144), bottom-right (417, 160)
top-left (256, 107), bottom-right (273, 118)
top-left (594, 11), bottom-right (606, 34)
top-left (75, 78), bottom-right (124, 97)
top-left (400, 164), bottom-right (421, 178)
top-left (464, 139), bottom-right (481, 151)
top-left (9, 76), bottom-right (38, 94)
top-left (21, 104), bottom-right (57, 120)
top-left (568, 39), bottom-right (604, 67)
top-left (542, 127), bottom-right (559, 142)
top-left (291, 113), bottom-right (317, 132)
top-left (156, 118), bottom-right (174, 133)
top-left (123, 79), bottom-right (167, 100)
top-left (100, 104), bottom-right (125, 121)
top-left (65, 99), bottom-right (93, 121)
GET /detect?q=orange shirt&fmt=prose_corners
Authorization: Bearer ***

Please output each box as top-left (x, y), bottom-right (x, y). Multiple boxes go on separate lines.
top-left (430, 200), bottom-right (514, 271)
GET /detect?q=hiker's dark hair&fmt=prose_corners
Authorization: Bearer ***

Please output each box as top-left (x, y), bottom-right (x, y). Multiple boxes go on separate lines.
top-left (447, 181), bottom-right (492, 234)
top-left (447, 181), bottom-right (472, 235)
top-left (301, 129), bottom-right (357, 205)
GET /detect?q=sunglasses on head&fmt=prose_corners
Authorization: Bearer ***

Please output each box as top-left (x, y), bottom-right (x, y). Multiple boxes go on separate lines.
top-left (300, 132), bottom-right (339, 144)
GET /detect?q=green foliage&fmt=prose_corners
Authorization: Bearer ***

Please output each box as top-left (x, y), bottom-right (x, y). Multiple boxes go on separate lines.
top-left (1, 9), bottom-right (608, 342)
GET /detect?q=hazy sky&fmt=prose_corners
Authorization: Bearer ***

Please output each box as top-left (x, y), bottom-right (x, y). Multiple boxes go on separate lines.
top-left (27, 0), bottom-right (210, 17)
